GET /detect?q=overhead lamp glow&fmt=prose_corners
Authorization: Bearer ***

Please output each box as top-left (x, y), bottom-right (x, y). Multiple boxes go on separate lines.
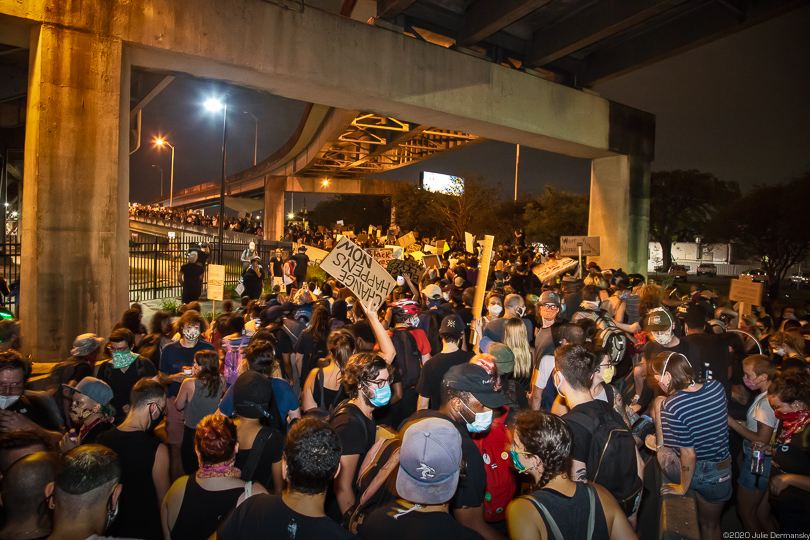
top-left (155, 138), bottom-right (164, 146)
top-left (322, 179), bottom-right (330, 186)
top-left (204, 98), bottom-right (224, 111)
top-left (288, 213), bottom-right (295, 219)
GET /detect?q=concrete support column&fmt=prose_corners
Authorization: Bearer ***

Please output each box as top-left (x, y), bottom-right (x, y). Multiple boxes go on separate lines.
top-left (587, 155), bottom-right (650, 275)
top-left (263, 176), bottom-right (285, 242)
top-left (21, 24), bottom-right (127, 360)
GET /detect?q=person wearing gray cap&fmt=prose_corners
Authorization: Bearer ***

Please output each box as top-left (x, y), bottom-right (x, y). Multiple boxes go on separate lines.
top-left (60, 377), bottom-right (115, 450)
top-left (358, 417), bottom-right (482, 540)
top-left (404, 362), bottom-right (507, 540)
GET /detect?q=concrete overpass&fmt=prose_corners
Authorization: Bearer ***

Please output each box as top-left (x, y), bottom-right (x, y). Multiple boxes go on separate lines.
top-left (2, 0), bottom-right (801, 359)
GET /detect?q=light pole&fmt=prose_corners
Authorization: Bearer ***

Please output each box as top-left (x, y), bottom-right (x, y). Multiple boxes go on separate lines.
top-left (243, 111), bottom-right (258, 166)
top-left (205, 97), bottom-right (228, 263)
top-left (151, 164), bottom-right (164, 197)
top-left (155, 138), bottom-right (175, 206)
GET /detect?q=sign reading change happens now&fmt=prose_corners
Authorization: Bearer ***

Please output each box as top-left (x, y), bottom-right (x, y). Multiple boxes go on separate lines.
top-left (321, 237), bottom-right (396, 308)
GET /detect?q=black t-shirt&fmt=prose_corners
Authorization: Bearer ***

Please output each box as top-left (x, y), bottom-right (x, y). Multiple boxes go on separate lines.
top-left (294, 330), bottom-right (328, 382)
top-left (682, 332), bottom-right (731, 393)
top-left (291, 253), bottom-right (310, 280)
top-left (359, 501), bottom-right (484, 540)
top-left (416, 349), bottom-right (474, 409)
top-left (405, 410), bottom-right (487, 510)
top-left (235, 427), bottom-right (284, 491)
top-left (97, 357), bottom-right (158, 422)
top-left (643, 339), bottom-right (700, 369)
top-left (453, 306), bottom-right (474, 349)
top-left (180, 263), bottom-right (204, 292)
top-left (562, 400), bottom-right (608, 467)
top-left (269, 256), bottom-right (283, 276)
top-left (217, 494), bottom-right (360, 540)
top-left (331, 403), bottom-right (376, 457)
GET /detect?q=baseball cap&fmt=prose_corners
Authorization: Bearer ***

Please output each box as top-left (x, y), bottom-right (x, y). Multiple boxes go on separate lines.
top-left (643, 308), bottom-right (674, 332)
top-left (454, 276), bottom-right (465, 288)
top-left (443, 363), bottom-right (507, 408)
top-left (280, 301), bottom-right (296, 314)
top-left (489, 343), bottom-right (515, 374)
top-left (70, 333), bottom-right (105, 357)
top-left (233, 372), bottom-right (273, 419)
top-left (265, 306), bottom-right (285, 321)
top-left (539, 291), bottom-right (561, 307)
top-left (396, 417), bottom-right (462, 505)
top-left (422, 284), bottom-right (442, 300)
top-left (682, 304), bottom-right (707, 330)
top-left (439, 314), bottom-right (464, 338)
top-left (63, 377), bottom-right (113, 406)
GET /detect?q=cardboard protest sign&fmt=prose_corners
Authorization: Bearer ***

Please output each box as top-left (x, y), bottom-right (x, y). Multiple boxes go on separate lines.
top-left (384, 245), bottom-right (404, 260)
top-left (472, 235), bottom-right (494, 321)
top-left (337, 220), bottom-right (344, 226)
top-left (560, 236), bottom-right (600, 257)
top-left (729, 278), bottom-right (764, 306)
top-left (387, 258), bottom-right (424, 282)
top-left (398, 232), bottom-right (417, 248)
top-left (366, 247), bottom-right (394, 268)
top-left (294, 244), bottom-right (330, 264)
top-left (207, 264), bottom-right (225, 301)
top-left (409, 251), bottom-right (425, 261)
top-left (465, 232), bottom-right (474, 254)
top-left (532, 257), bottom-right (578, 282)
top-left (357, 233), bottom-right (369, 243)
top-left (423, 244), bottom-right (436, 254)
top-left (368, 225), bottom-right (374, 236)
top-left (423, 254), bottom-right (441, 269)
top-left (320, 237), bottom-right (396, 308)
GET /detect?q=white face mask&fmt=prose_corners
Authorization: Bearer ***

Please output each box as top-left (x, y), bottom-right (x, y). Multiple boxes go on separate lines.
top-left (652, 329), bottom-right (674, 346)
top-left (515, 306), bottom-right (526, 317)
top-left (0, 394), bottom-right (20, 409)
top-left (183, 327), bottom-right (201, 342)
top-left (488, 305), bottom-right (503, 316)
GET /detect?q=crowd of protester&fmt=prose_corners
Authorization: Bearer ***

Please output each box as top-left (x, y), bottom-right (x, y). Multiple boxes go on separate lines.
top-left (1, 239), bottom-right (809, 540)
top-left (129, 204), bottom-right (264, 236)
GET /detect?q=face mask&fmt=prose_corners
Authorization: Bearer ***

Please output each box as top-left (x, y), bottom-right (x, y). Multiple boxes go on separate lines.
top-left (183, 327), bottom-right (201, 342)
top-left (658, 376), bottom-right (670, 394)
top-left (409, 316), bottom-right (420, 328)
top-left (70, 403), bottom-right (96, 423)
top-left (105, 494), bottom-right (119, 532)
top-left (602, 365), bottom-right (615, 384)
top-left (515, 307), bottom-right (526, 317)
top-left (743, 377), bottom-right (759, 391)
top-left (510, 449), bottom-right (532, 472)
top-left (773, 347), bottom-right (785, 357)
top-left (443, 292), bottom-right (450, 301)
top-left (366, 383), bottom-right (391, 407)
top-left (652, 330), bottom-right (674, 346)
top-left (0, 394), bottom-right (20, 410)
top-left (553, 372), bottom-right (567, 400)
top-left (489, 305), bottom-right (503, 316)
top-left (461, 400), bottom-right (493, 433)
top-left (111, 351), bottom-right (136, 369)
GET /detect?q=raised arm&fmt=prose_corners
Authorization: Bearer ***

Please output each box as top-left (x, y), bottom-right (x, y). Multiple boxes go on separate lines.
top-left (360, 299), bottom-right (395, 364)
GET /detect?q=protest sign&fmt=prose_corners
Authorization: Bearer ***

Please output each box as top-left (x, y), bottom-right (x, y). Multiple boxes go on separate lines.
top-left (560, 236), bottom-right (600, 257)
top-left (423, 254), bottom-right (441, 269)
top-left (207, 264), bottom-right (225, 302)
top-left (368, 225), bottom-right (373, 236)
top-left (532, 257), bottom-right (578, 282)
top-left (294, 244), bottom-right (329, 264)
top-left (729, 277), bottom-right (763, 306)
top-left (357, 233), bottom-right (369, 243)
top-left (398, 232), bottom-right (417, 248)
top-left (337, 220), bottom-right (344, 226)
top-left (366, 247), bottom-right (394, 268)
top-left (465, 232), bottom-right (474, 254)
top-left (472, 236), bottom-right (494, 345)
top-left (320, 237), bottom-right (396, 308)
top-left (384, 245), bottom-right (404, 260)
top-left (409, 251), bottom-right (425, 261)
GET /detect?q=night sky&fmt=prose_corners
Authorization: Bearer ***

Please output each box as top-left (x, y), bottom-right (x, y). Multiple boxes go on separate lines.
top-left (129, 5), bottom-right (810, 213)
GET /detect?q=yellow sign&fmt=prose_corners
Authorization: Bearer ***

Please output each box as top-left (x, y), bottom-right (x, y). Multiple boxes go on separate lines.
top-left (729, 278), bottom-right (764, 306)
top-left (208, 264), bottom-right (225, 301)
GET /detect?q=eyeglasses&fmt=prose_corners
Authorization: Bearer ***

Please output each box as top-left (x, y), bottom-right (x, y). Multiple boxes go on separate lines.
top-left (541, 303), bottom-right (559, 309)
top-left (110, 344), bottom-right (131, 352)
top-left (0, 381), bottom-right (22, 392)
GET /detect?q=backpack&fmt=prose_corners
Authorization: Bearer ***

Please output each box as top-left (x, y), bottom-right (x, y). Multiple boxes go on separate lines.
top-left (565, 400), bottom-right (642, 516)
top-left (390, 328), bottom-right (422, 388)
top-left (473, 407), bottom-right (516, 522)
top-left (223, 336), bottom-right (248, 386)
top-left (580, 308), bottom-right (629, 368)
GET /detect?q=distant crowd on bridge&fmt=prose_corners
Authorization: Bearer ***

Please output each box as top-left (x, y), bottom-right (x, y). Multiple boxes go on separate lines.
top-left (2, 219), bottom-right (810, 540)
top-left (130, 203), bottom-right (264, 236)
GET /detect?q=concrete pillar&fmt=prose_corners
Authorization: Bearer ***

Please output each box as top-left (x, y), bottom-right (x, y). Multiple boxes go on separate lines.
top-left (587, 155), bottom-right (650, 275)
top-left (263, 176), bottom-right (285, 242)
top-left (21, 24), bottom-right (128, 361)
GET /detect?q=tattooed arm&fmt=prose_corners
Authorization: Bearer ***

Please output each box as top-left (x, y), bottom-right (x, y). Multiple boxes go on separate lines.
top-left (661, 447), bottom-right (696, 496)
top-left (572, 459), bottom-right (588, 482)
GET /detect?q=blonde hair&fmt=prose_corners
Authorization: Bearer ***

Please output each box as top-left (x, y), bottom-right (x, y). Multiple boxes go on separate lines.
top-left (504, 318), bottom-right (532, 378)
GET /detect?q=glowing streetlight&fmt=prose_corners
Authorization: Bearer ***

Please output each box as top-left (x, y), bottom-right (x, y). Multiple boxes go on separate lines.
top-left (288, 213), bottom-right (295, 219)
top-left (154, 137), bottom-right (175, 206)
top-left (205, 96), bottom-right (228, 263)
top-left (322, 179), bottom-right (329, 187)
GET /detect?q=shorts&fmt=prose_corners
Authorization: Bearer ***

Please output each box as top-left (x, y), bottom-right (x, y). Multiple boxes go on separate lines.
top-left (165, 396), bottom-right (184, 445)
top-left (737, 441), bottom-right (772, 492)
top-left (659, 447), bottom-right (732, 504)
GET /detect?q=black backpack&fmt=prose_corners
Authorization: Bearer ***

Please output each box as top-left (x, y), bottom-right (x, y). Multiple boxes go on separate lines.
top-left (580, 308), bottom-right (629, 368)
top-left (565, 400), bottom-right (642, 516)
top-left (390, 328), bottom-right (422, 388)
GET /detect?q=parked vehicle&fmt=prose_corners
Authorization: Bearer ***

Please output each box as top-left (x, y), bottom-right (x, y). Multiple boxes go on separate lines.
top-left (788, 272), bottom-right (810, 287)
top-left (742, 269), bottom-right (768, 283)
top-left (696, 263), bottom-right (717, 277)
top-left (669, 264), bottom-right (689, 280)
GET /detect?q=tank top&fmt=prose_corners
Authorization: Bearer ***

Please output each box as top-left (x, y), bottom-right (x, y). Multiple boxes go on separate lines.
top-left (313, 368), bottom-right (343, 411)
top-left (170, 475), bottom-right (245, 540)
top-left (526, 483), bottom-right (610, 540)
top-left (184, 379), bottom-right (224, 428)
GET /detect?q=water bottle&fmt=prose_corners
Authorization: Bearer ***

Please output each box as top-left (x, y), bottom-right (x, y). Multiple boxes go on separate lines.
top-left (751, 449), bottom-right (764, 475)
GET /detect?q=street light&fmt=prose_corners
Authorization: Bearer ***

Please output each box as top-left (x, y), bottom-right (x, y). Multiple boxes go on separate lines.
top-left (243, 111), bottom-right (258, 166)
top-left (322, 179), bottom-right (329, 187)
top-left (205, 96), bottom-right (228, 263)
top-left (155, 138), bottom-right (175, 206)
top-left (152, 164), bottom-right (164, 197)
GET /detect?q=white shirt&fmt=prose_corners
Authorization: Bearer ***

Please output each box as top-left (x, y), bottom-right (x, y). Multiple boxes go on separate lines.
top-left (535, 354), bottom-right (555, 390)
top-left (746, 391), bottom-right (778, 432)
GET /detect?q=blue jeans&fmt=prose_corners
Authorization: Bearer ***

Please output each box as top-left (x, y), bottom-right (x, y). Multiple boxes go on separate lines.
top-left (738, 441), bottom-right (772, 491)
top-left (659, 447), bottom-right (732, 504)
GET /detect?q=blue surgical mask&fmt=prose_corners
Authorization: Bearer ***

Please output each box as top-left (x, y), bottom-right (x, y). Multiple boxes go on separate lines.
top-left (461, 400), bottom-right (492, 433)
top-left (367, 383), bottom-right (391, 407)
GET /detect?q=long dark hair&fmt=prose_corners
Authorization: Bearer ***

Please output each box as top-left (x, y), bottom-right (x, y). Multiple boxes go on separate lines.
top-left (195, 350), bottom-right (222, 398)
top-left (309, 305), bottom-right (330, 343)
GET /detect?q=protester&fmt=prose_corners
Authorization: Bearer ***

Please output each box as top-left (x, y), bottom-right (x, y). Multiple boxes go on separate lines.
top-left (97, 379), bottom-right (170, 540)
top-left (506, 411), bottom-right (634, 539)
top-left (96, 327), bottom-right (158, 424)
top-left (216, 416), bottom-right (359, 539)
top-left (301, 327), bottom-right (355, 413)
top-left (179, 251), bottom-right (204, 305)
top-left (0, 451), bottom-right (58, 540)
top-left (242, 256), bottom-right (264, 301)
top-left (44, 445), bottom-right (122, 540)
top-left (416, 314), bottom-right (473, 411)
top-left (160, 414), bottom-right (268, 539)
top-left (0, 351), bottom-right (62, 438)
top-left (295, 304), bottom-right (331, 383)
top-left (175, 349), bottom-right (226, 475)
top-left (59, 377), bottom-right (115, 451)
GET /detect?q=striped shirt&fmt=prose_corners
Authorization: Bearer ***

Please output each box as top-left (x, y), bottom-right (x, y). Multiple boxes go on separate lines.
top-left (661, 380), bottom-right (730, 462)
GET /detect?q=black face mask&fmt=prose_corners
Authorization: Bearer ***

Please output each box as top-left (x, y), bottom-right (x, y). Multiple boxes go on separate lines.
top-left (146, 404), bottom-right (165, 433)
top-left (105, 491), bottom-right (119, 532)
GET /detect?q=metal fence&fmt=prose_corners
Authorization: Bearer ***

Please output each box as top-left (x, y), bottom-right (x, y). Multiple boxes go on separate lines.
top-left (0, 240), bottom-right (21, 317)
top-left (129, 235), bottom-right (293, 303)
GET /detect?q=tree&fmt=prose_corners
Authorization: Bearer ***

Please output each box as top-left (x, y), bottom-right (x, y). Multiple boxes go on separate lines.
top-left (428, 176), bottom-right (499, 241)
top-left (649, 170), bottom-right (739, 272)
top-left (705, 173), bottom-right (810, 300)
top-left (523, 186), bottom-right (588, 250)
top-left (390, 183), bottom-right (441, 238)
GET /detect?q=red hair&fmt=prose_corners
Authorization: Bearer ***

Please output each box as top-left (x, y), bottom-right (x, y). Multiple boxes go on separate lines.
top-left (194, 415), bottom-right (237, 465)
